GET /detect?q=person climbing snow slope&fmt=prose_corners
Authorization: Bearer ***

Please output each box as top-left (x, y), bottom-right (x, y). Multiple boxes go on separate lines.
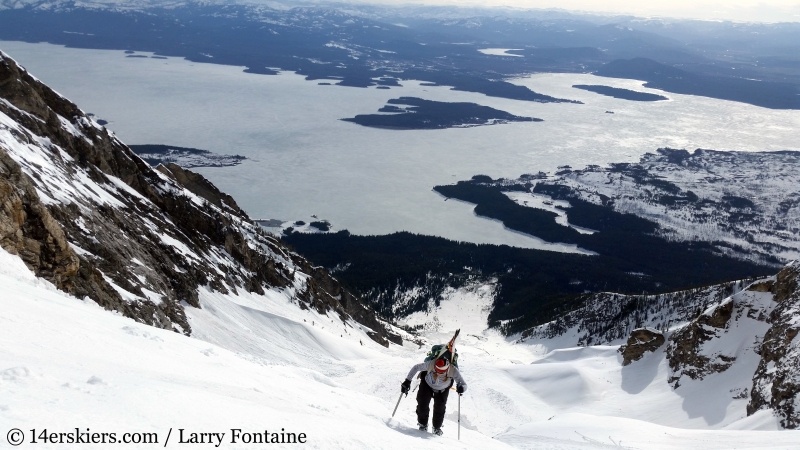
top-left (401, 352), bottom-right (467, 436)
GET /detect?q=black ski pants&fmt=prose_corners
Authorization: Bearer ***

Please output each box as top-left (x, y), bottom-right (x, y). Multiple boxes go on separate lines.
top-left (416, 371), bottom-right (452, 429)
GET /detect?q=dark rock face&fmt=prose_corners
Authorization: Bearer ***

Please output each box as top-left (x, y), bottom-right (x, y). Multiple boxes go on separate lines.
top-left (747, 279), bottom-right (775, 293)
top-left (748, 261), bottom-right (800, 428)
top-left (773, 262), bottom-right (799, 302)
top-left (666, 299), bottom-right (735, 388)
top-left (619, 328), bottom-right (665, 366)
top-left (0, 148), bottom-right (125, 314)
top-left (0, 148), bottom-right (80, 288)
top-left (157, 163), bottom-right (243, 214)
top-left (0, 51), bottom-right (397, 345)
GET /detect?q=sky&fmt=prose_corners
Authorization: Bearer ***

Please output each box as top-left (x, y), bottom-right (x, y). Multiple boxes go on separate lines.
top-left (350, 0), bottom-right (800, 22)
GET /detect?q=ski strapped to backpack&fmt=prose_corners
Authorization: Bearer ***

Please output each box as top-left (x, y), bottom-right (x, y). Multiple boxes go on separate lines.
top-left (424, 329), bottom-right (460, 368)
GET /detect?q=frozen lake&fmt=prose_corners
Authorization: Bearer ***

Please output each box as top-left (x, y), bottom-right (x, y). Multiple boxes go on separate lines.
top-left (2, 41), bottom-right (798, 250)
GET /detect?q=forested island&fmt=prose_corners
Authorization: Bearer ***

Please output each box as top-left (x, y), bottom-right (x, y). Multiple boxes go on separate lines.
top-left (573, 84), bottom-right (668, 101)
top-left (342, 97), bottom-right (542, 129)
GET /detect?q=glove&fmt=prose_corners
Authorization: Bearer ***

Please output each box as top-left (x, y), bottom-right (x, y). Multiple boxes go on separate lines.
top-left (456, 384), bottom-right (465, 394)
top-left (401, 379), bottom-right (411, 394)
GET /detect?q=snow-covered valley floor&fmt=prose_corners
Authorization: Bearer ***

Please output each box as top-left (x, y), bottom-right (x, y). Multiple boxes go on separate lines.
top-left (2, 247), bottom-right (798, 449)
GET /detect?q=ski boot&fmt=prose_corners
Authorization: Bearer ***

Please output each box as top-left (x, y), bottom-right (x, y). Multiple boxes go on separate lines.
top-left (432, 427), bottom-right (443, 436)
top-left (417, 423), bottom-right (428, 432)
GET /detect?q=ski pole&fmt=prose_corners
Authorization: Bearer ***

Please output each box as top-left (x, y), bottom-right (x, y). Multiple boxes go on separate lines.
top-left (391, 392), bottom-right (406, 418)
top-left (458, 394), bottom-right (462, 440)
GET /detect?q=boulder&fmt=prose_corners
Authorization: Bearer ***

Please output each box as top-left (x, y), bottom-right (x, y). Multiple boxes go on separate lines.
top-left (666, 298), bottom-right (735, 387)
top-left (619, 327), bottom-right (665, 366)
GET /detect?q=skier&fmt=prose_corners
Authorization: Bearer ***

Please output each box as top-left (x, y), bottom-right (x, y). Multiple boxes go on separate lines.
top-left (401, 352), bottom-right (467, 436)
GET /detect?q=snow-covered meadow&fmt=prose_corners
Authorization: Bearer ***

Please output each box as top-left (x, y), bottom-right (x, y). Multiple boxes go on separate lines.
top-left (1, 41), bottom-right (798, 251)
top-left (2, 247), bottom-right (798, 449)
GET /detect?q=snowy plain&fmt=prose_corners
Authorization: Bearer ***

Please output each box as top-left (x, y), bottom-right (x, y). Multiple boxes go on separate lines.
top-left (2, 246), bottom-right (799, 449)
top-left (1, 41), bottom-right (798, 251)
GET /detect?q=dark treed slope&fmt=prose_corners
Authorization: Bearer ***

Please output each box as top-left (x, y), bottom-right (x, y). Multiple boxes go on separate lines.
top-left (572, 84), bottom-right (668, 101)
top-left (595, 58), bottom-right (800, 109)
top-left (284, 229), bottom-right (772, 336)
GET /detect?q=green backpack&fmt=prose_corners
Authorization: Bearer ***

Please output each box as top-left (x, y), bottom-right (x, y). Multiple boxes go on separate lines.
top-left (424, 344), bottom-right (459, 369)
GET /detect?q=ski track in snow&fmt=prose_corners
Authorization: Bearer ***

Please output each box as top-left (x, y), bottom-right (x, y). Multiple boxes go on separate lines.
top-left (2, 247), bottom-right (799, 449)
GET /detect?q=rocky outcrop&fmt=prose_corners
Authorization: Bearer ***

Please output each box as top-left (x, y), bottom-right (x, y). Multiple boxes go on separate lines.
top-left (666, 298), bottom-right (735, 387)
top-left (156, 163), bottom-right (243, 214)
top-left (619, 328), bottom-right (665, 365)
top-left (0, 148), bottom-right (80, 289)
top-left (0, 50), bottom-right (397, 345)
top-left (748, 261), bottom-right (800, 428)
top-left (522, 259), bottom-right (797, 427)
top-left (772, 261), bottom-right (799, 302)
top-left (0, 147), bottom-right (126, 310)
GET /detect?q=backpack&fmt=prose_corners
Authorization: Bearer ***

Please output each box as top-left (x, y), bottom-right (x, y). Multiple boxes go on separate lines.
top-left (424, 344), bottom-right (459, 369)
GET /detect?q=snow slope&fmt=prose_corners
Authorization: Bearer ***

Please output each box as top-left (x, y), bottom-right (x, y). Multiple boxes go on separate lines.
top-left (4, 246), bottom-right (798, 449)
top-left (0, 247), bottom-right (507, 449)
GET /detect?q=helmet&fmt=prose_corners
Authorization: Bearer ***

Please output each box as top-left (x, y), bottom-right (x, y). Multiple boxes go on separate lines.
top-left (434, 357), bottom-right (450, 374)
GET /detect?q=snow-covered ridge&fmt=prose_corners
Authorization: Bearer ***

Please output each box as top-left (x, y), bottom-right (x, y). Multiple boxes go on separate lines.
top-left (0, 50), bottom-right (397, 344)
top-left (520, 279), bottom-right (752, 347)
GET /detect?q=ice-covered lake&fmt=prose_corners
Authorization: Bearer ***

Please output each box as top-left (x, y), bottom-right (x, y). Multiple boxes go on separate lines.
top-left (2, 41), bottom-right (798, 250)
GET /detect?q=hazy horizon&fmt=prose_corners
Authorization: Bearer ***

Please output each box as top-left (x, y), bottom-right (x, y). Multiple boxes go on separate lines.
top-left (317, 0), bottom-right (800, 23)
top-left (7, 0), bottom-right (799, 23)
